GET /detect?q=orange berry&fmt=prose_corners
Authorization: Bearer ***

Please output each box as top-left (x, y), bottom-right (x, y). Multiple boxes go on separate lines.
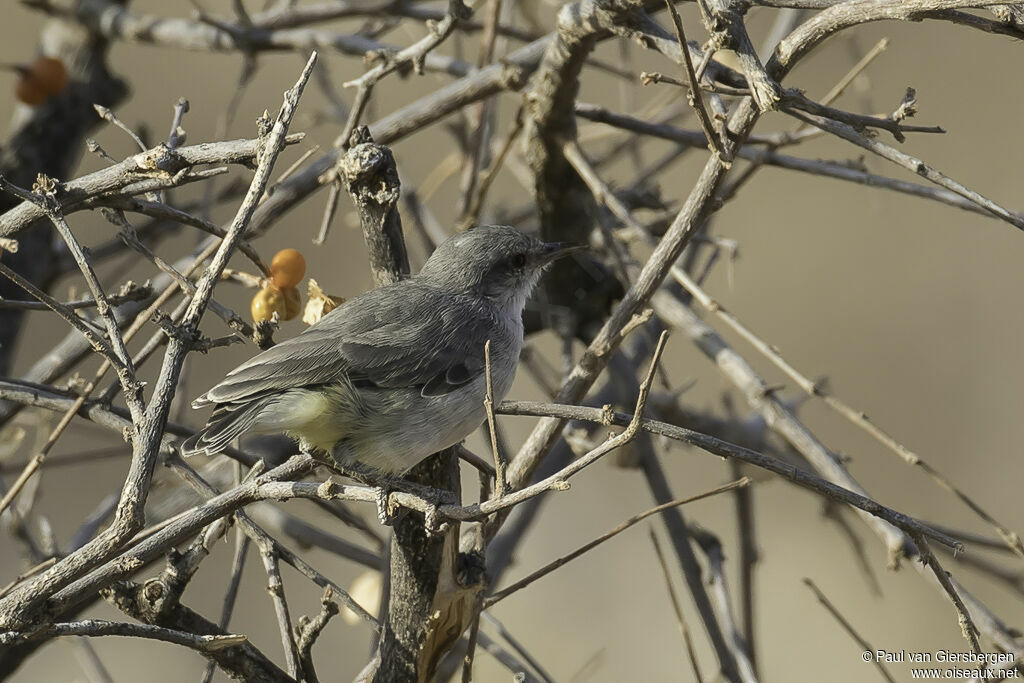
top-left (269, 248), bottom-right (306, 289)
top-left (14, 57), bottom-right (68, 105)
top-left (15, 77), bottom-right (46, 106)
top-left (251, 284), bottom-right (287, 323)
top-left (31, 57), bottom-right (67, 96)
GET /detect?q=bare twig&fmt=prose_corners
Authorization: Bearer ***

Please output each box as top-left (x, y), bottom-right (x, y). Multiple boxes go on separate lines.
top-left (336, 0), bottom-right (471, 147)
top-left (649, 531), bottom-right (705, 683)
top-left (0, 285), bottom-right (151, 311)
top-left (0, 134), bottom-right (303, 240)
top-left (0, 51), bottom-right (318, 633)
top-left (496, 399), bottom-right (960, 551)
top-left (0, 620), bottom-right (247, 653)
top-left (687, 524), bottom-right (759, 683)
top-left (787, 109), bottom-right (1024, 229)
top-left (200, 531), bottom-right (250, 683)
top-left (296, 587), bottom-right (340, 683)
top-left (662, 0), bottom-right (729, 161)
top-left (669, 264), bottom-right (1024, 557)
top-left (483, 339), bottom-right (507, 497)
top-left (574, 104), bottom-right (1011, 224)
top-left (93, 104), bottom-right (147, 153)
top-left (259, 548), bottom-right (300, 678)
top-left (911, 532), bottom-right (983, 658)
top-left (485, 478), bottom-right (748, 607)
top-left (803, 578), bottom-right (898, 683)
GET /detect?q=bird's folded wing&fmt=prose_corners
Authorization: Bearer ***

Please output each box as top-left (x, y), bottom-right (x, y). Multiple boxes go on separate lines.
top-left (195, 285), bottom-right (492, 407)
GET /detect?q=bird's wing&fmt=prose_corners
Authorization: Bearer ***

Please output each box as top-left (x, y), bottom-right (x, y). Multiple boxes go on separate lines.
top-left (195, 283), bottom-right (493, 407)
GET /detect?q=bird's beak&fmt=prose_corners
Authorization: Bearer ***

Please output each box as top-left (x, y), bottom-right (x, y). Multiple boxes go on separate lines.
top-left (538, 242), bottom-right (586, 264)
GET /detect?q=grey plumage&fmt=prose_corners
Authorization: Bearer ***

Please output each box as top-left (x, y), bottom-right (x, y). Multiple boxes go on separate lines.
top-left (180, 225), bottom-right (579, 474)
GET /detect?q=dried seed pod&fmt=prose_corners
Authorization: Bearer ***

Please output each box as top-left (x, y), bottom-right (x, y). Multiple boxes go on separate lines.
top-left (302, 278), bottom-right (345, 325)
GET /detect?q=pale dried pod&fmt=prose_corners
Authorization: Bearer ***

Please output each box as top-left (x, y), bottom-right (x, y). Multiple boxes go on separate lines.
top-left (302, 278), bottom-right (345, 325)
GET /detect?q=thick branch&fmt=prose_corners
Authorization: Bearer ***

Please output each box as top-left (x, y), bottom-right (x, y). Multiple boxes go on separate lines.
top-left (0, 134), bottom-right (303, 240)
top-left (339, 131), bottom-right (410, 286)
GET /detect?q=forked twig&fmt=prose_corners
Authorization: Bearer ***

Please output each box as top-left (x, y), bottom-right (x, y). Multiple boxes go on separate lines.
top-left (662, 0), bottom-right (729, 162)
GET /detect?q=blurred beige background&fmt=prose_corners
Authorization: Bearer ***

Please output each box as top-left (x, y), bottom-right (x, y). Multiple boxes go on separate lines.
top-left (2, 2), bottom-right (1022, 682)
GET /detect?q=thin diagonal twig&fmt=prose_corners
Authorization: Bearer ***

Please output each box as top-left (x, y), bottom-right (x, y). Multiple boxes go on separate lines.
top-left (662, 0), bottom-right (729, 162)
top-left (650, 530), bottom-right (705, 683)
top-left (803, 578), bottom-right (897, 683)
top-left (485, 478), bottom-right (748, 607)
top-left (669, 264), bottom-right (1024, 557)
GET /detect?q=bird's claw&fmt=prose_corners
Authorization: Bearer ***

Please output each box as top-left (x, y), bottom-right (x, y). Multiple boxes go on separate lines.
top-left (375, 486), bottom-right (398, 526)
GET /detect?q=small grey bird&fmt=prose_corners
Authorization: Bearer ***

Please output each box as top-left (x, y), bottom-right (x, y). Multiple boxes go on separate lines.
top-left (180, 225), bottom-right (578, 474)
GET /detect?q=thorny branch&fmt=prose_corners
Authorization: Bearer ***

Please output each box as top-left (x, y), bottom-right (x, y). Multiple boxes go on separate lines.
top-left (1, 0), bottom-right (1023, 680)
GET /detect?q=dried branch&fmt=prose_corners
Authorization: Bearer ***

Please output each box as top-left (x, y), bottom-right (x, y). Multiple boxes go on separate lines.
top-left (1, 1), bottom-right (1021, 680)
top-left (496, 399), bottom-right (961, 551)
top-left (669, 265), bottom-right (1024, 556)
top-left (259, 548), bottom-right (300, 678)
top-left (483, 339), bottom-right (507, 498)
top-left (0, 620), bottom-right (247, 654)
top-left (662, 0), bottom-right (729, 161)
top-left (639, 445), bottom-right (747, 683)
top-left (338, 0), bottom-right (470, 146)
top-left (295, 587), bottom-right (340, 683)
top-left (485, 478), bottom-right (748, 607)
top-left (0, 52), bottom-right (317, 632)
top-left (97, 196), bottom-right (267, 274)
top-left (0, 284), bottom-right (151, 311)
top-left (687, 524), bottom-right (759, 683)
top-left (652, 292), bottom-right (910, 561)
top-left (200, 531), bottom-right (250, 683)
top-left (803, 578), bottom-right (898, 683)
top-left (103, 577), bottom-right (292, 682)
top-left (787, 109), bottom-right (1024, 230)
top-left (0, 260), bottom-right (134, 390)
top-left (730, 458), bottom-right (758, 669)
top-left (165, 454), bottom-right (378, 628)
top-left (574, 104), bottom-right (1016, 224)
top-left (649, 531), bottom-right (705, 683)
top-left (93, 104), bottom-right (147, 153)
top-left (0, 374), bottom-right (960, 553)
top-left (0, 134), bottom-right (303, 240)
top-left (697, 0), bottom-right (781, 111)
top-left (338, 131), bottom-right (410, 285)
top-left (24, 0), bottom-right (473, 77)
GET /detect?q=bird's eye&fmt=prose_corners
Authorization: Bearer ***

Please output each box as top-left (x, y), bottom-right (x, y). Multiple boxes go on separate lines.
top-left (509, 253), bottom-right (527, 269)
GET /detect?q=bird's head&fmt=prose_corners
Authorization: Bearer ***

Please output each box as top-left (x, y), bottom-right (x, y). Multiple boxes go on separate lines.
top-left (418, 225), bottom-right (582, 311)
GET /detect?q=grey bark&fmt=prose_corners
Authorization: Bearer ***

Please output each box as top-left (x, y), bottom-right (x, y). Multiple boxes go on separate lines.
top-left (339, 130), bottom-right (464, 682)
top-left (374, 450), bottom-right (461, 683)
top-left (339, 128), bottom-right (410, 286)
top-left (105, 581), bottom-right (293, 682)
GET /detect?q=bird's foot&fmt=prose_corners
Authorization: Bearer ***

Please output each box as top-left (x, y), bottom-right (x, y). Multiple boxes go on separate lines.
top-left (330, 461), bottom-right (403, 526)
top-left (375, 484), bottom-right (400, 527)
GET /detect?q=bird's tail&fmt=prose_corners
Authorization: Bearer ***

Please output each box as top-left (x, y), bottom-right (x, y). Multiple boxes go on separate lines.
top-left (179, 398), bottom-right (271, 457)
